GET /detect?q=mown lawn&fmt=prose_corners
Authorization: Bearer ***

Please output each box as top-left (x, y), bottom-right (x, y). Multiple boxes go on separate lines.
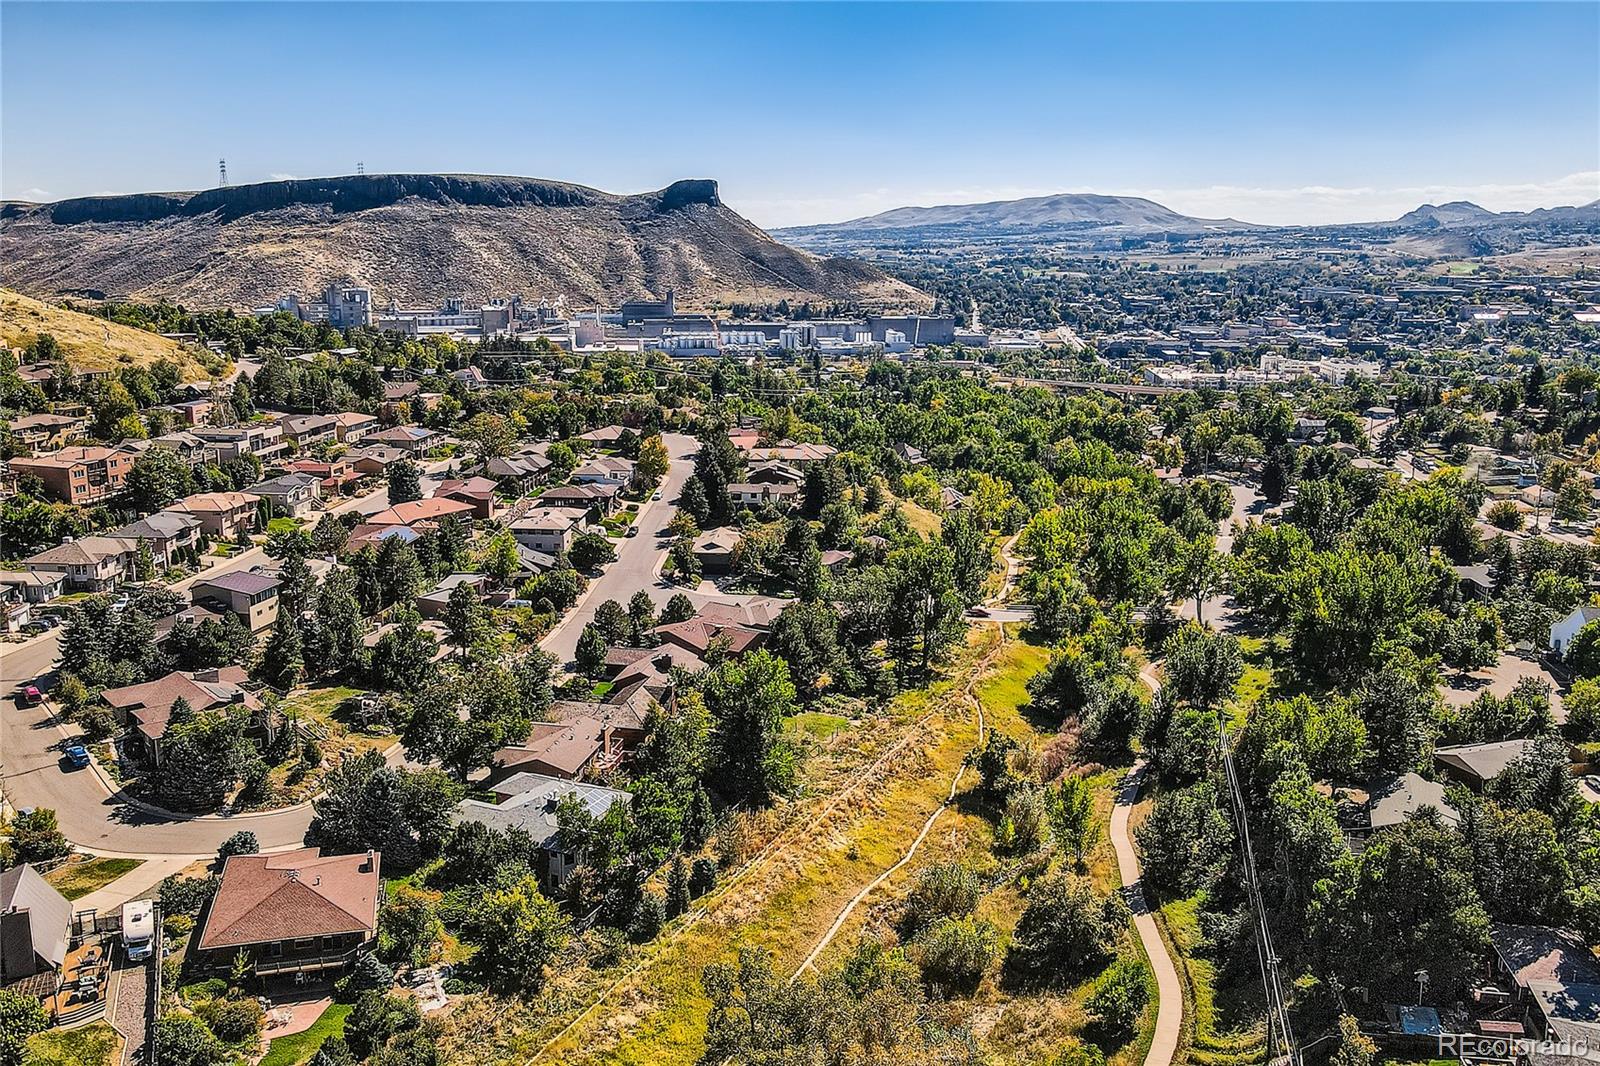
top-left (43, 856), bottom-right (143, 900)
top-left (26, 1020), bottom-right (121, 1065)
top-left (259, 1002), bottom-right (353, 1066)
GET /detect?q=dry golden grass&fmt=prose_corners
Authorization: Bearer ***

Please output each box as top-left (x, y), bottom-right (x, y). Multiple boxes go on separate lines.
top-left (1, 288), bottom-right (211, 378)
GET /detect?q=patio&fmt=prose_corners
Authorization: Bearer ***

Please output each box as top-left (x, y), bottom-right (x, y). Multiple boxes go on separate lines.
top-left (46, 936), bottom-right (111, 1023)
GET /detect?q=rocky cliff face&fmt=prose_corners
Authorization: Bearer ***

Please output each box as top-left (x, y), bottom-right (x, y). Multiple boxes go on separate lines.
top-left (1, 174), bottom-right (926, 311)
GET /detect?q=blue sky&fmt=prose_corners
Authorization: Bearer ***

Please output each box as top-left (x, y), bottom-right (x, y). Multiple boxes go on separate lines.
top-left (3, 2), bottom-right (1597, 226)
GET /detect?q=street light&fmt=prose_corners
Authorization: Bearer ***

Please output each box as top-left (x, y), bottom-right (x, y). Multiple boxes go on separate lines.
top-left (1415, 969), bottom-right (1429, 1006)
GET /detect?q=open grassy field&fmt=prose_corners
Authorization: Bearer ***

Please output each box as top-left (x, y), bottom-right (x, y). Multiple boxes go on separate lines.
top-left (1, 288), bottom-right (215, 379)
top-left (439, 629), bottom-right (1005, 1065)
top-left (42, 855), bottom-right (143, 900)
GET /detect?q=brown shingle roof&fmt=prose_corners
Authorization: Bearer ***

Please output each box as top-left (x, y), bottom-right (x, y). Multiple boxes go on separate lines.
top-left (197, 848), bottom-right (380, 951)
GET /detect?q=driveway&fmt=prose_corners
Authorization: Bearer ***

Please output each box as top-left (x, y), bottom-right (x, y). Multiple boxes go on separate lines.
top-left (539, 433), bottom-right (698, 667)
top-left (1179, 479), bottom-right (1263, 629)
top-left (1441, 651), bottom-right (1566, 725)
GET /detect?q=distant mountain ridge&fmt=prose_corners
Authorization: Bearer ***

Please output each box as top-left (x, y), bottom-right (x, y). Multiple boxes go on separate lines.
top-left (787, 192), bottom-right (1261, 234)
top-left (0, 173), bottom-right (928, 310)
top-left (779, 189), bottom-right (1600, 238)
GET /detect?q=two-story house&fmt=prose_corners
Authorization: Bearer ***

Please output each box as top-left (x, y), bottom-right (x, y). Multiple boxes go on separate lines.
top-left (24, 536), bottom-right (136, 592)
top-left (8, 447), bottom-right (134, 505)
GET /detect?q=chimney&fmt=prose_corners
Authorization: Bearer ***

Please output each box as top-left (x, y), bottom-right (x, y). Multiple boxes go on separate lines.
top-left (361, 849), bottom-right (374, 873)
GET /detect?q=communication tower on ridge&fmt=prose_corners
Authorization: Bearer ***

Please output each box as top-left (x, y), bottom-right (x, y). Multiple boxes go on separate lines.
top-left (218, 159), bottom-right (228, 187)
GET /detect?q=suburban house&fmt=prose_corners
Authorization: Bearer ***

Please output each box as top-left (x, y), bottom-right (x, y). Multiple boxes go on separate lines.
top-left (101, 667), bottom-right (260, 764)
top-left (25, 536), bottom-right (136, 592)
top-left (0, 864), bottom-right (71, 1000)
top-left (247, 473), bottom-right (322, 517)
top-left (1550, 604), bottom-right (1600, 657)
top-left (332, 411), bottom-right (378, 444)
top-left (487, 452), bottom-right (552, 485)
top-left (740, 440), bottom-right (837, 467)
top-left (509, 507), bottom-right (586, 555)
top-left (692, 528), bottom-right (742, 573)
top-left (489, 695), bottom-right (650, 782)
top-left (1434, 738), bottom-right (1538, 790)
top-left (346, 523), bottom-right (424, 552)
top-left (434, 476), bottom-right (500, 520)
top-left (173, 491), bottom-right (261, 539)
top-left (571, 456), bottom-right (635, 487)
top-left (1340, 772), bottom-right (1461, 844)
top-left (6, 413), bottom-right (87, 451)
top-left (280, 414), bottom-right (339, 449)
top-left (417, 572), bottom-right (489, 618)
top-left (366, 425), bottom-right (439, 456)
top-left (893, 442), bottom-right (928, 465)
top-left (578, 425), bottom-right (628, 446)
top-left (654, 616), bottom-right (766, 659)
top-left (1489, 924), bottom-right (1600, 1050)
top-left (193, 424), bottom-right (286, 462)
top-left (194, 848), bottom-right (382, 980)
top-left (112, 511), bottom-right (203, 568)
top-left (9, 446), bottom-right (134, 504)
top-left (727, 482), bottom-right (799, 509)
top-left (454, 774), bottom-right (631, 893)
top-left (539, 482), bottom-right (621, 517)
top-left (0, 570), bottom-right (66, 604)
top-left (192, 570), bottom-right (281, 631)
top-left (345, 445), bottom-right (409, 476)
top-left (745, 460), bottom-right (804, 485)
top-left (365, 497), bottom-right (476, 528)
top-left (150, 431), bottom-right (215, 466)
top-left (286, 459), bottom-right (358, 496)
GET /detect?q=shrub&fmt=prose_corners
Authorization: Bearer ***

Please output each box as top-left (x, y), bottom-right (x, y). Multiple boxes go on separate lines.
top-left (915, 917), bottom-right (999, 996)
top-left (217, 831), bottom-right (258, 861)
top-left (902, 862), bottom-right (983, 934)
top-left (199, 993), bottom-right (264, 1044)
top-left (1087, 958), bottom-right (1150, 1042)
top-left (335, 953), bottom-right (394, 1001)
top-left (629, 891), bottom-right (667, 942)
top-left (689, 857), bottom-right (718, 897)
top-left (1002, 871), bottom-right (1128, 989)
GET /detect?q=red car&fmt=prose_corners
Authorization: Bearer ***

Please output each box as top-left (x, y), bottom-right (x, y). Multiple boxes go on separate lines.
top-left (18, 686), bottom-right (42, 707)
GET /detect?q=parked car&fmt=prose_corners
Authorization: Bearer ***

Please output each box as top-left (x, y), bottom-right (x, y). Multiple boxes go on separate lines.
top-left (626, 525), bottom-right (639, 537)
top-left (1585, 774), bottom-right (1600, 793)
top-left (62, 744), bottom-right (91, 770)
top-left (18, 685), bottom-right (43, 706)
top-left (652, 491), bottom-right (662, 501)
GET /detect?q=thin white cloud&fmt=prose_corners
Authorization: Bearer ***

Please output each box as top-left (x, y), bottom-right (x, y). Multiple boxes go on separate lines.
top-left (269, 173), bottom-right (299, 182)
top-left (14, 187), bottom-right (53, 201)
top-left (737, 172), bottom-right (1600, 230)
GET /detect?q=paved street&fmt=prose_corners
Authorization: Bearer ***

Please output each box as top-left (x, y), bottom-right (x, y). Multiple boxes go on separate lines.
top-left (539, 432), bottom-right (698, 667)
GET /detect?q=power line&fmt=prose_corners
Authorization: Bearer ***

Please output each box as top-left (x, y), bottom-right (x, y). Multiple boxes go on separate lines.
top-left (1218, 722), bottom-right (1302, 1066)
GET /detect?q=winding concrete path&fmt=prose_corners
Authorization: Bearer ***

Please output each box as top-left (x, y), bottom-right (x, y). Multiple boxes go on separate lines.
top-left (1110, 757), bottom-right (1186, 1066)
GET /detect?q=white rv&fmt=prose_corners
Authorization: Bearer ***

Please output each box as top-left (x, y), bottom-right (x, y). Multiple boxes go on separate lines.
top-left (122, 900), bottom-right (155, 962)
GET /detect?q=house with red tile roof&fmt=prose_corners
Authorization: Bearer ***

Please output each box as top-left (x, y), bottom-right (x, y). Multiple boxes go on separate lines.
top-left (364, 497), bottom-right (475, 527)
top-left (195, 848), bottom-right (381, 980)
top-left (434, 476), bottom-right (500, 520)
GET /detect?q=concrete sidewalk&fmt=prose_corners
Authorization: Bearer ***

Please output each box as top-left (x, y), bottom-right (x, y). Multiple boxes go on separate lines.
top-left (75, 855), bottom-right (201, 916)
top-left (1110, 760), bottom-right (1185, 1066)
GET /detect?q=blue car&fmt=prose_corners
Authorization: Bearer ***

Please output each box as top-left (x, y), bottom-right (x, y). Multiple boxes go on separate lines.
top-left (62, 745), bottom-right (91, 770)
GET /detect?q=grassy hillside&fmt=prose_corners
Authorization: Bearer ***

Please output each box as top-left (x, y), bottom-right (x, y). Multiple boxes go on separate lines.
top-left (2, 287), bottom-right (214, 378)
